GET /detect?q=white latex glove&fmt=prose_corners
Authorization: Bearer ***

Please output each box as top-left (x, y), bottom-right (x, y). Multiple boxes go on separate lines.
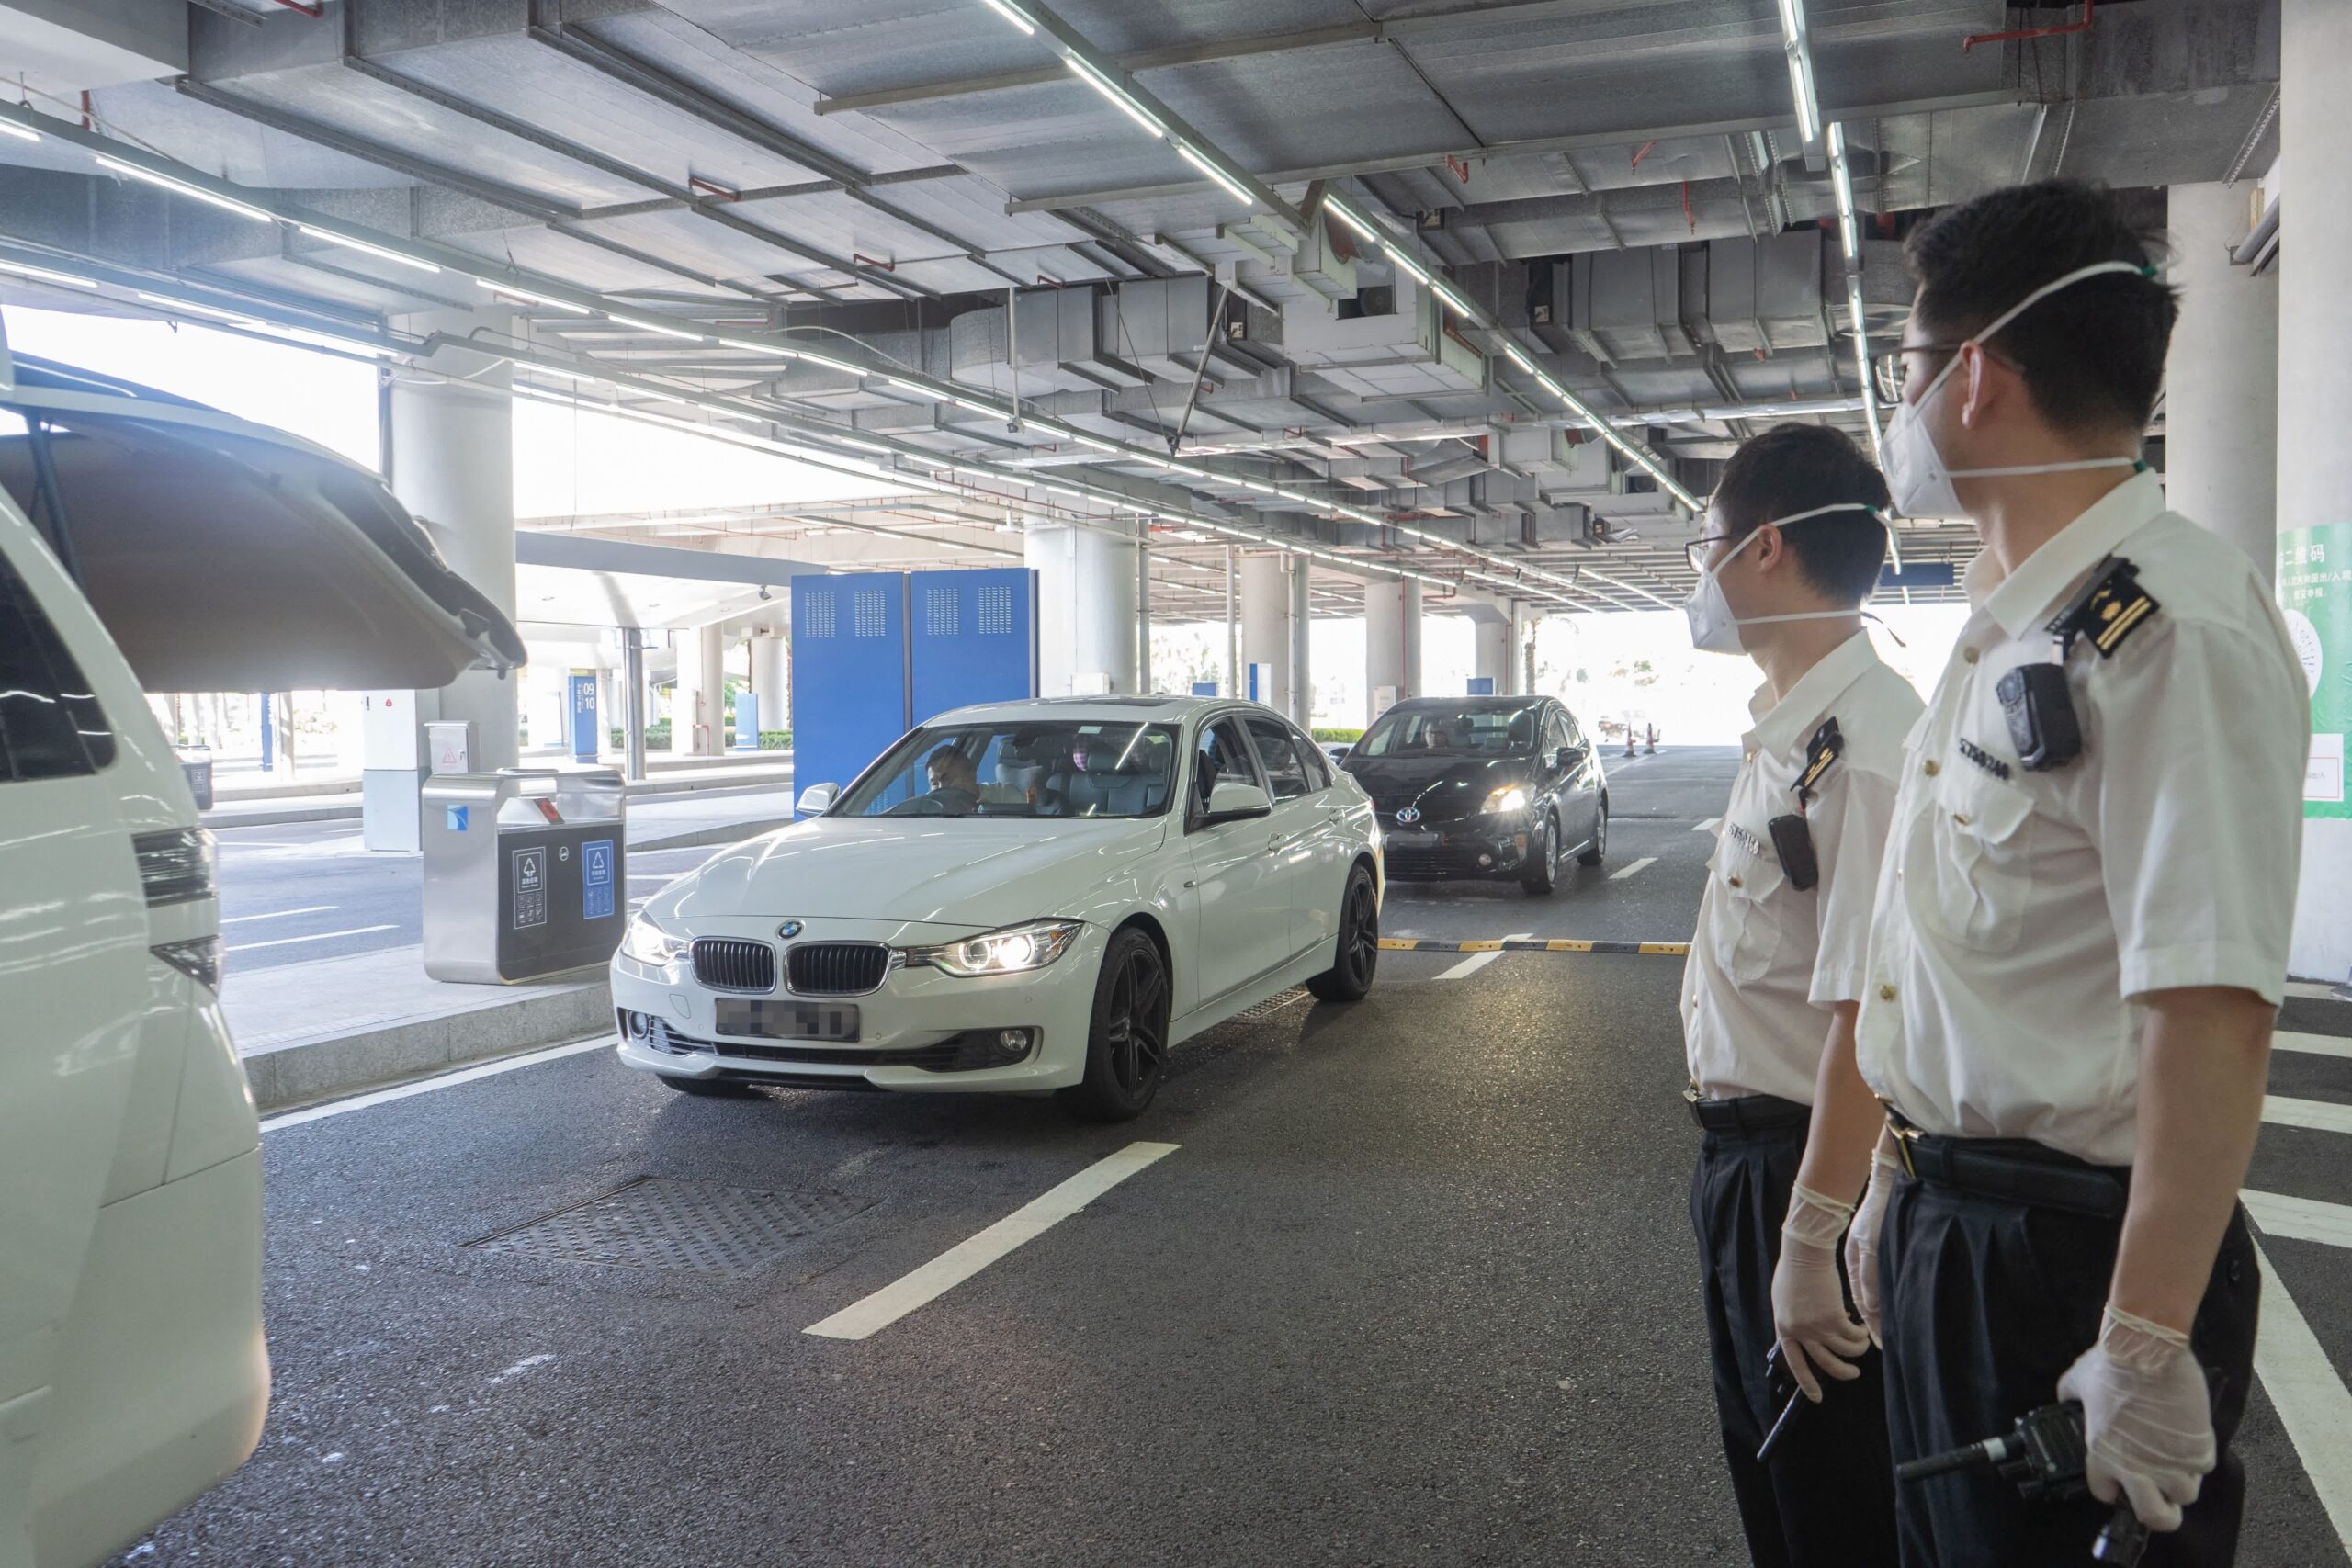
top-left (1771, 1181), bottom-right (1871, 1403)
top-left (1844, 1146), bottom-right (1902, 1348)
top-left (2057, 1305), bottom-right (2213, 1533)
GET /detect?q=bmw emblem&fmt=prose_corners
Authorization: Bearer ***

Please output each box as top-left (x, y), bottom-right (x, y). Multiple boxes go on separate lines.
top-left (1396, 807), bottom-right (1421, 826)
top-left (777, 920), bottom-right (803, 939)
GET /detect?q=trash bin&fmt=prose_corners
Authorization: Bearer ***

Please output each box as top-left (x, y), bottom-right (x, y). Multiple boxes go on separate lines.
top-left (421, 767), bottom-right (626, 983)
top-left (178, 747), bottom-right (214, 811)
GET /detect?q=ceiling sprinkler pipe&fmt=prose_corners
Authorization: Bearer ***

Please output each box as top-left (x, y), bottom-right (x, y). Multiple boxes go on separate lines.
top-left (1963, 0), bottom-right (2092, 51)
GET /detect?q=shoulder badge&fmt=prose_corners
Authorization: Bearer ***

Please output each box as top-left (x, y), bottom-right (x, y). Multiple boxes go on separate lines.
top-left (1793, 717), bottom-right (1843, 804)
top-left (2049, 556), bottom-right (2160, 660)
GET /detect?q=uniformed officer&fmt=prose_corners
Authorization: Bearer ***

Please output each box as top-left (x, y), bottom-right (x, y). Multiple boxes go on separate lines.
top-left (1840, 180), bottom-right (2308, 1564)
top-left (1680, 423), bottom-right (1921, 1568)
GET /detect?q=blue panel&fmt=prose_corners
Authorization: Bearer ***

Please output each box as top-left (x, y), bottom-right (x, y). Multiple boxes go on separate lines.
top-left (582, 839), bottom-right (615, 919)
top-left (909, 569), bottom-right (1037, 726)
top-left (1878, 562), bottom-right (1957, 591)
top-left (732, 691), bottom-right (760, 751)
top-left (1467, 676), bottom-right (1496, 695)
top-left (568, 672), bottom-right (599, 761)
top-left (791, 572), bottom-right (910, 814)
top-left (1191, 681), bottom-right (1218, 697)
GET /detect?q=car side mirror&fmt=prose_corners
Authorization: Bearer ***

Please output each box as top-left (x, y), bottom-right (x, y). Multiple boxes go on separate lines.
top-left (1328, 745), bottom-right (1351, 763)
top-left (1555, 745), bottom-right (1585, 771)
top-left (797, 782), bottom-right (839, 816)
top-left (1201, 779), bottom-right (1272, 825)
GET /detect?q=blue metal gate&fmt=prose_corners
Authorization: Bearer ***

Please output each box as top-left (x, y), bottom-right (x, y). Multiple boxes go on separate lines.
top-left (910, 569), bottom-right (1036, 725)
top-left (790, 572), bottom-right (909, 808)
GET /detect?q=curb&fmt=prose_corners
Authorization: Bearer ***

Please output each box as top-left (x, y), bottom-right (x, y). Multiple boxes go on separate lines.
top-left (629, 818), bottom-right (793, 854)
top-left (242, 969), bottom-right (611, 1113)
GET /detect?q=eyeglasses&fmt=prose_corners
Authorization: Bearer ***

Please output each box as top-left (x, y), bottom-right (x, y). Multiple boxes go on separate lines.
top-left (1683, 533), bottom-right (1736, 573)
top-left (1871, 343), bottom-right (1966, 403)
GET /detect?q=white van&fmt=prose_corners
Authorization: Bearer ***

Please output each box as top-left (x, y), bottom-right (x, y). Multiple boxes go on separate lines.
top-left (0, 350), bottom-right (523, 1567)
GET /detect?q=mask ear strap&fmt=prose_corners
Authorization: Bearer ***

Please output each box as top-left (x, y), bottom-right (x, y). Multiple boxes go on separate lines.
top-left (1862, 611), bottom-right (1907, 650)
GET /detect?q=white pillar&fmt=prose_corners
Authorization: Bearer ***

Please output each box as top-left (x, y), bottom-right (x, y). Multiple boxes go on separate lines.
top-left (751, 628), bottom-right (788, 734)
top-left (1239, 553), bottom-right (1289, 711)
top-left (1027, 520), bottom-right (1138, 695)
top-left (365, 310), bottom-right (515, 850)
top-left (1474, 620), bottom-right (1508, 694)
top-left (1401, 579), bottom-right (1424, 699)
top-left (670, 624), bottom-right (723, 757)
top-left (1366, 579), bottom-right (1403, 723)
top-left (1289, 557), bottom-right (1311, 726)
top-left (2165, 183), bottom-right (2278, 570)
top-left (2280, 0), bottom-right (2352, 982)
top-left (1511, 604), bottom-right (1541, 695)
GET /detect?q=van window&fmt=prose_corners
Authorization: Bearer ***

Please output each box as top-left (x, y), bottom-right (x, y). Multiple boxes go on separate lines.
top-left (0, 549), bottom-right (116, 781)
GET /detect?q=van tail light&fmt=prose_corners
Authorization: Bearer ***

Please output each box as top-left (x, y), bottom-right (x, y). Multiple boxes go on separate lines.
top-left (152, 934), bottom-right (224, 993)
top-left (132, 828), bottom-right (217, 907)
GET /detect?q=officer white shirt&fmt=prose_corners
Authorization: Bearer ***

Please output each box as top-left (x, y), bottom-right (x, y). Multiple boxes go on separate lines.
top-left (1856, 469), bottom-right (2309, 1167)
top-left (1684, 630), bottom-right (1924, 1103)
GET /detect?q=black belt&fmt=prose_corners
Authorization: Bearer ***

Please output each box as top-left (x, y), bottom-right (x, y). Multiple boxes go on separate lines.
top-left (1685, 1088), bottom-right (1812, 1137)
top-left (1883, 1109), bottom-right (2129, 1219)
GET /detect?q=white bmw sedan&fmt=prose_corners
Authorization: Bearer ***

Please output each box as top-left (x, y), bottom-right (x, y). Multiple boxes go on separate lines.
top-left (612, 696), bottom-right (1384, 1120)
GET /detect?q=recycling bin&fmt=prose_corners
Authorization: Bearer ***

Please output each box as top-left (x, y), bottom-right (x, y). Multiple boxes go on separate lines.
top-left (421, 767), bottom-right (626, 983)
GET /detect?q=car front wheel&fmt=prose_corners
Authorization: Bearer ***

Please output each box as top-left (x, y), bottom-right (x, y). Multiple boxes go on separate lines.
top-left (1307, 863), bottom-right (1380, 1002)
top-left (1577, 800), bottom-right (1608, 867)
top-left (1521, 812), bottom-right (1559, 896)
top-left (1061, 927), bottom-right (1171, 1122)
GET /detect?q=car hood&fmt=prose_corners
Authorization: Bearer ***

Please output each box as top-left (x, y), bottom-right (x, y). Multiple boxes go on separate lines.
top-left (1344, 753), bottom-right (1532, 821)
top-left (0, 355), bottom-right (524, 691)
top-left (659, 815), bottom-right (1169, 931)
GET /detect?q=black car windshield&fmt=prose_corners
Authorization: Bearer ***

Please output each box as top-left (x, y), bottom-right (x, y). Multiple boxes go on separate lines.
top-left (1356, 705), bottom-right (1540, 759)
top-left (836, 720), bottom-right (1181, 819)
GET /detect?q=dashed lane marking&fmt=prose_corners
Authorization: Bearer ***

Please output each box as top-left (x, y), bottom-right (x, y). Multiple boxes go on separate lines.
top-left (1379, 937), bottom-right (1690, 956)
top-left (1437, 931), bottom-right (1531, 981)
top-left (226, 923), bottom-right (397, 953)
top-left (1609, 856), bottom-right (1658, 881)
top-left (2278, 1031), bottom-right (2352, 1060)
top-left (2264, 1096), bottom-right (2352, 1135)
top-left (220, 904), bottom-right (337, 925)
top-left (2252, 1237), bottom-right (2352, 1558)
top-left (2243, 1190), bottom-right (2352, 1251)
top-left (1692, 817), bottom-right (1721, 833)
top-left (804, 1142), bottom-right (1179, 1341)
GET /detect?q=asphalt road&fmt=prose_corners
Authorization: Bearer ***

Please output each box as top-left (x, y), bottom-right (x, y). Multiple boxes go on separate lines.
top-left (211, 786), bottom-right (792, 971)
top-left (127, 747), bottom-right (2352, 1566)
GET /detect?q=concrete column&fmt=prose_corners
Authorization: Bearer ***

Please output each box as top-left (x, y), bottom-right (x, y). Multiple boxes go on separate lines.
top-left (1366, 580), bottom-right (1403, 723)
top-left (670, 624), bottom-right (723, 757)
top-left (1401, 579), bottom-right (1424, 699)
top-left (366, 310), bottom-right (515, 850)
top-left (1239, 553), bottom-right (1289, 711)
top-left (1511, 604), bottom-right (1541, 696)
top-left (1136, 518), bottom-right (1154, 694)
top-left (1026, 520), bottom-right (1138, 695)
top-left (2281, 0), bottom-right (2352, 982)
top-left (1474, 620), bottom-right (1508, 694)
top-left (1289, 558), bottom-right (1312, 725)
top-left (2165, 182), bottom-right (2278, 570)
top-left (751, 629), bottom-right (789, 734)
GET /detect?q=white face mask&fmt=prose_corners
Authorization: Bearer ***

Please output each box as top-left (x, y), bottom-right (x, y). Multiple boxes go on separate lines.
top-left (1683, 502), bottom-right (1884, 656)
top-left (1883, 261), bottom-right (2153, 520)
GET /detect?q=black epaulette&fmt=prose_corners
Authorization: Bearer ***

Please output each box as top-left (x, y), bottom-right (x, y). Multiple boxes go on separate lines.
top-left (2049, 556), bottom-right (2160, 660)
top-left (1793, 717), bottom-right (1843, 806)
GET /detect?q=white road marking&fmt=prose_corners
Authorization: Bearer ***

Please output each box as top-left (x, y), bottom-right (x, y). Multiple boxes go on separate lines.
top-left (1691, 817), bottom-right (1721, 833)
top-left (803, 1141), bottom-right (1180, 1341)
top-left (260, 1037), bottom-right (611, 1133)
top-left (2262, 1095), bottom-right (2352, 1135)
top-left (1609, 856), bottom-right (1658, 882)
top-left (220, 904), bottom-right (336, 925)
top-left (2251, 1237), bottom-right (2352, 1557)
top-left (227, 923), bottom-right (397, 953)
top-left (2243, 1190), bottom-right (2352, 1250)
top-left (1438, 931), bottom-right (1531, 981)
top-left (2278, 1031), bottom-right (2352, 1060)
top-left (2286, 980), bottom-right (2351, 1002)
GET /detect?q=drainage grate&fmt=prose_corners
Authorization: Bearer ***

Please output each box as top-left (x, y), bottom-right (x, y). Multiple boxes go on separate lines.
top-left (1233, 987), bottom-right (1310, 1023)
top-left (467, 1179), bottom-right (875, 1279)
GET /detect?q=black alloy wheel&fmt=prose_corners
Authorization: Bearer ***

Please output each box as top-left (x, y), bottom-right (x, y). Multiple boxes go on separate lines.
top-left (1064, 927), bottom-right (1171, 1122)
top-left (1308, 863), bottom-right (1381, 1001)
top-left (1577, 800), bottom-right (1608, 867)
top-left (1521, 811), bottom-right (1559, 896)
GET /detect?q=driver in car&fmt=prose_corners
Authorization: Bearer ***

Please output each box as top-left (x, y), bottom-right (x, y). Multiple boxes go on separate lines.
top-left (923, 745), bottom-right (984, 812)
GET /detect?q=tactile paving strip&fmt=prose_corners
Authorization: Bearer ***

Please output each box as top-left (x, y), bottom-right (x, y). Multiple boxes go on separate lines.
top-left (467, 1178), bottom-right (876, 1279)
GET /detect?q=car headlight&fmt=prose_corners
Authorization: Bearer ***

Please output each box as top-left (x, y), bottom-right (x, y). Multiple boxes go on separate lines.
top-left (903, 919), bottom-right (1082, 977)
top-left (1483, 784), bottom-right (1531, 814)
top-left (620, 915), bottom-right (689, 967)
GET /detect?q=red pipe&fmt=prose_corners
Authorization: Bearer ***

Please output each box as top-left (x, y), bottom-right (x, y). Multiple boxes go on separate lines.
top-left (1963, 0), bottom-right (2092, 51)
top-left (263, 0), bottom-right (326, 17)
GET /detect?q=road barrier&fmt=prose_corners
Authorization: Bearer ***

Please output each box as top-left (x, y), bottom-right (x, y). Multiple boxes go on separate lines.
top-left (1378, 937), bottom-right (1689, 956)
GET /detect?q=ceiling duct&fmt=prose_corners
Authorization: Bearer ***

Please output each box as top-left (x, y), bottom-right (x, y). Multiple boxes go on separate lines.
top-left (1282, 276), bottom-right (1487, 400)
top-left (948, 287), bottom-right (1148, 397)
top-left (1558, 248), bottom-right (1698, 366)
top-left (1707, 233), bottom-right (1829, 356)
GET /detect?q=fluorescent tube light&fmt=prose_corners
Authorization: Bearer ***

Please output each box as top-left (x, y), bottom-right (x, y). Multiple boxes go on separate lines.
top-left (1174, 141), bottom-right (1253, 206)
top-left (95, 154), bottom-right (275, 223)
top-left (293, 224), bottom-right (439, 274)
top-left (1064, 55), bottom-right (1164, 138)
top-left (605, 311), bottom-right (706, 342)
top-left (978, 0), bottom-right (1036, 34)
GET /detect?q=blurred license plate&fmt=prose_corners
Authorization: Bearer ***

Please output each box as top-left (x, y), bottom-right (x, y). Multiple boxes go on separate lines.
top-left (714, 998), bottom-right (861, 1042)
top-left (1386, 830), bottom-right (1438, 850)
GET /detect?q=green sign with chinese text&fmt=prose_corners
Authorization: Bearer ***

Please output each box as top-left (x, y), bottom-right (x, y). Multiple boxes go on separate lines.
top-left (2278, 525), bottom-right (2352, 818)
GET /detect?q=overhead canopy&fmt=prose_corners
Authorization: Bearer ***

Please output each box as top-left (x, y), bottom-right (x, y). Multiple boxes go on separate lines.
top-left (514, 532), bottom-right (809, 631)
top-left (0, 355), bottom-right (525, 692)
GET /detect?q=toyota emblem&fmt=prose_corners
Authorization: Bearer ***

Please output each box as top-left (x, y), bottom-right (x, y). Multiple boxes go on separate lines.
top-left (777, 920), bottom-right (804, 939)
top-left (1395, 807), bottom-right (1421, 826)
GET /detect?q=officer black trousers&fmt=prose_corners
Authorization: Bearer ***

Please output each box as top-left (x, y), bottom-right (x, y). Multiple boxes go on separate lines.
top-left (1690, 1122), bottom-right (1900, 1568)
top-left (1880, 1169), bottom-right (2260, 1567)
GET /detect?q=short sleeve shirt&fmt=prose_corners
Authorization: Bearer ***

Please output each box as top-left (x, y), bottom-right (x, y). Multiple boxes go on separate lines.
top-left (1682, 632), bottom-right (1925, 1103)
top-left (1855, 470), bottom-right (2310, 1166)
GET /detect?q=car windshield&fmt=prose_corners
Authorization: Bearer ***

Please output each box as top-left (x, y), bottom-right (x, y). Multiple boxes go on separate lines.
top-left (1356, 705), bottom-right (1540, 759)
top-left (835, 720), bottom-right (1182, 819)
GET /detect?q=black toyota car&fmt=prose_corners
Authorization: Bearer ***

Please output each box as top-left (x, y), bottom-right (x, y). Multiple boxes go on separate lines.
top-left (1341, 695), bottom-right (1608, 894)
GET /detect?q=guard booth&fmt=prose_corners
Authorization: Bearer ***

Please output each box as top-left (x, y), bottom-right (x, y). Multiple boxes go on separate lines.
top-left (421, 767), bottom-right (625, 983)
